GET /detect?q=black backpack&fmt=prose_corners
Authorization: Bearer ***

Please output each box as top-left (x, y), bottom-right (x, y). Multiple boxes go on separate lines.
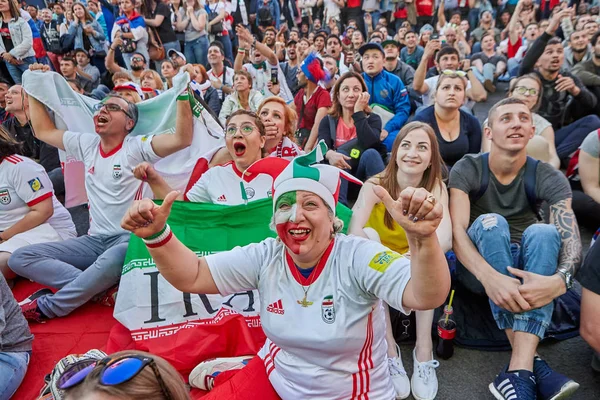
top-left (257, 7), bottom-right (273, 27)
top-left (469, 152), bottom-right (542, 221)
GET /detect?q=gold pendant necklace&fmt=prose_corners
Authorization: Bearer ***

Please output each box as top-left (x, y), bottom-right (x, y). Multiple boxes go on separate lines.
top-left (297, 286), bottom-right (314, 307)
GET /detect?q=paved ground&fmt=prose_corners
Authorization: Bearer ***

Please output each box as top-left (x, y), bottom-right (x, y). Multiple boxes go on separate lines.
top-left (66, 83), bottom-right (600, 399)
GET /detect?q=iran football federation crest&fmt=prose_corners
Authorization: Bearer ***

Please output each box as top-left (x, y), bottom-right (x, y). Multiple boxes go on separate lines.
top-left (0, 189), bottom-right (10, 205)
top-left (113, 165), bottom-right (122, 179)
top-left (321, 295), bottom-right (335, 324)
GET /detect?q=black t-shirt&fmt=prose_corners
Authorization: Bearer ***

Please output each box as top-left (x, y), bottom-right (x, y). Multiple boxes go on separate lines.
top-left (152, 3), bottom-right (177, 44)
top-left (577, 239), bottom-right (600, 295)
top-left (449, 153), bottom-right (572, 242)
top-left (0, 21), bottom-right (14, 53)
top-left (412, 106), bottom-right (482, 167)
top-left (3, 117), bottom-right (60, 172)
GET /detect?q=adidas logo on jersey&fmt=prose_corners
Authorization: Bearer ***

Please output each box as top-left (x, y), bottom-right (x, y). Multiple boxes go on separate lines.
top-left (217, 194), bottom-right (227, 202)
top-left (267, 299), bottom-right (284, 315)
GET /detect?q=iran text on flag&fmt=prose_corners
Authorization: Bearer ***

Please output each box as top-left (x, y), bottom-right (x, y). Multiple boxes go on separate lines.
top-left (107, 198), bottom-right (352, 376)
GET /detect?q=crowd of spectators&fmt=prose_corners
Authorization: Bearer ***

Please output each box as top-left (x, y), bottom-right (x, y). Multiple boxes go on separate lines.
top-left (2, 0), bottom-right (600, 398)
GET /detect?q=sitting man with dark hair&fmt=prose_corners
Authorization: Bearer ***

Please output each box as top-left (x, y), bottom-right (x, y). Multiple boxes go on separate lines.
top-left (8, 63), bottom-right (194, 322)
top-left (519, 7), bottom-right (600, 165)
top-left (450, 97), bottom-right (581, 400)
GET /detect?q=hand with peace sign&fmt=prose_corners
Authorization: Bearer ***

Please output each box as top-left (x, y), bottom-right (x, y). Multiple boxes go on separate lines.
top-left (121, 191), bottom-right (180, 239)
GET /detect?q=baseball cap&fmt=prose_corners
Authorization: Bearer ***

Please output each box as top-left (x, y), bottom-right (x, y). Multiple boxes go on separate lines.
top-left (168, 49), bottom-right (187, 63)
top-left (381, 40), bottom-right (400, 48)
top-left (358, 42), bottom-right (385, 56)
top-left (113, 82), bottom-right (143, 98)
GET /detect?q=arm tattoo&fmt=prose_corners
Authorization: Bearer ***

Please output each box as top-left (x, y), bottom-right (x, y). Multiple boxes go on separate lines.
top-left (550, 199), bottom-right (582, 276)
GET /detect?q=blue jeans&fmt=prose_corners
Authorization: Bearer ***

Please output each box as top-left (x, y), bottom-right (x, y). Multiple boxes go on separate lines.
top-left (5, 56), bottom-right (36, 84)
top-left (473, 63), bottom-right (496, 84)
top-left (338, 148), bottom-right (386, 206)
top-left (555, 115), bottom-right (600, 161)
top-left (184, 35), bottom-right (209, 67)
top-left (467, 214), bottom-right (561, 339)
top-left (215, 34), bottom-right (233, 66)
top-left (8, 233), bottom-right (129, 318)
top-left (0, 351), bottom-right (29, 400)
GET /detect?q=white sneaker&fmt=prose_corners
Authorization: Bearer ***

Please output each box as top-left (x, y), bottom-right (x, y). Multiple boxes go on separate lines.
top-left (388, 345), bottom-right (410, 399)
top-left (189, 356), bottom-right (253, 390)
top-left (411, 349), bottom-right (440, 400)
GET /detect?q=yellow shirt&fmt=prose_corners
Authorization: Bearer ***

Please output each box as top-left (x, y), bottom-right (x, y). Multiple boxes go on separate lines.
top-left (365, 202), bottom-right (409, 255)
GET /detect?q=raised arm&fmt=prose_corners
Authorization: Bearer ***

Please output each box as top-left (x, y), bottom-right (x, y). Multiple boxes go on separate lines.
top-left (121, 192), bottom-right (220, 294)
top-left (106, 37), bottom-right (124, 74)
top-left (236, 25), bottom-right (278, 65)
top-left (413, 40), bottom-right (440, 94)
top-left (508, 0), bottom-right (524, 46)
top-left (149, 75), bottom-right (194, 157)
top-left (437, 0), bottom-right (447, 31)
top-left (374, 185), bottom-right (450, 310)
top-left (349, 180), bottom-right (380, 238)
top-left (26, 65), bottom-right (66, 150)
top-left (133, 162), bottom-right (183, 200)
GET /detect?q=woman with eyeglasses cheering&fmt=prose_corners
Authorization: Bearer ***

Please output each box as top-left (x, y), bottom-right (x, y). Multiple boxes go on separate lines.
top-left (59, 350), bottom-right (190, 400)
top-left (412, 72), bottom-right (482, 168)
top-left (482, 74), bottom-right (561, 169)
top-left (133, 109), bottom-right (275, 206)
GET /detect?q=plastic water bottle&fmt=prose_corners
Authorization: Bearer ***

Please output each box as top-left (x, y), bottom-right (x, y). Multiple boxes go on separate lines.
top-left (436, 305), bottom-right (456, 360)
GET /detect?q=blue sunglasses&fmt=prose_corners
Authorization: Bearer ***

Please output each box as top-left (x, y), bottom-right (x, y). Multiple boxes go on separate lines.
top-left (57, 355), bottom-right (172, 399)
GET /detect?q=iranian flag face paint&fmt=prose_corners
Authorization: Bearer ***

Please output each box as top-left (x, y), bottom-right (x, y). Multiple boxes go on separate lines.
top-left (275, 191), bottom-right (310, 254)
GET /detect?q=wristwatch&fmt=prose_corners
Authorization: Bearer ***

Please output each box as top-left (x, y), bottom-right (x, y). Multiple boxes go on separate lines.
top-left (557, 270), bottom-right (573, 290)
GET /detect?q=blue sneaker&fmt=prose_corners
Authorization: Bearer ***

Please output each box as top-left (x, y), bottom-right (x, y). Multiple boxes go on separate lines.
top-left (533, 357), bottom-right (579, 400)
top-left (489, 368), bottom-right (537, 400)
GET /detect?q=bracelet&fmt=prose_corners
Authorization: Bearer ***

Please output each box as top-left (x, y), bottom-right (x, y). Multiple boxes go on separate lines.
top-left (238, 47), bottom-right (246, 52)
top-left (143, 224), bottom-right (173, 248)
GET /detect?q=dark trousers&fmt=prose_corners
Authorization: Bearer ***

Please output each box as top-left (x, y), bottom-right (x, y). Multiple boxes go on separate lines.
top-left (555, 115), bottom-right (600, 163)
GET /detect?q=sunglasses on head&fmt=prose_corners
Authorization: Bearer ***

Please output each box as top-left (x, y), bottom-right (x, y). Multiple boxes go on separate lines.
top-left (441, 69), bottom-right (467, 77)
top-left (57, 354), bottom-right (172, 399)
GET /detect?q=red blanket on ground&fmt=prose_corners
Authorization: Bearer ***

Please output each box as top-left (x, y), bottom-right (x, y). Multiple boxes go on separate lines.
top-left (11, 281), bottom-right (117, 400)
top-left (11, 281), bottom-right (216, 399)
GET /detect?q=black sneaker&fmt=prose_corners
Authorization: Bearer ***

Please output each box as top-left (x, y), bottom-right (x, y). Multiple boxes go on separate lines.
top-left (18, 288), bottom-right (53, 306)
top-left (20, 298), bottom-right (48, 323)
top-left (533, 357), bottom-right (579, 400)
top-left (489, 367), bottom-right (537, 400)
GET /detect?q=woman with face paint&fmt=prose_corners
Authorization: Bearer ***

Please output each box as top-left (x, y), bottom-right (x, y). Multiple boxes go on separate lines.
top-left (349, 122), bottom-right (452, 400)
top-left (133, 109), bottom-right (273, 206)
top-left (122, 141), bottom-right (450, 400)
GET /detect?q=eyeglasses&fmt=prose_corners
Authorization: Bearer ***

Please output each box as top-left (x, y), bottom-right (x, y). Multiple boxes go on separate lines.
top-left (93, 102), bottom-right (133, 119)
top-left (514, 86), bottom-right (539, 97)
top-left (57, 355), bottom-right (172, 399)
top-left (441, 69), bottom-right (467, 77)
top-left (226, 122), bottom-right (257, 136)
top-left (131, 57), bottom-right (144, 62)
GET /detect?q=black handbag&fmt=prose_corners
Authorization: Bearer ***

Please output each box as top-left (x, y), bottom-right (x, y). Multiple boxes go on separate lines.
top-left (206, 4), bottom-right (223, 34)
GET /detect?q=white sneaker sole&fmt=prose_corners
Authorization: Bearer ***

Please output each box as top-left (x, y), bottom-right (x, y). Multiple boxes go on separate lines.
top-left (189, 355), bottom-right (253, 390)
top-left (549, 381), bottom-right (580, 400)
top-left (489, 383), bottom-right (509, 400)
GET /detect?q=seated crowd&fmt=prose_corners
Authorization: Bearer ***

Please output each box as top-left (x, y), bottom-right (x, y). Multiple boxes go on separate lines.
top-left (2, 0), bottom-right (600, 399)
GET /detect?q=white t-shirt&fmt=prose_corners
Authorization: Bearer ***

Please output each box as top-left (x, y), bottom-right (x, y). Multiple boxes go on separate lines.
top-left (185, 161), bottom-right (274, 204)
top-left (63, 131), bottom-right (161, 236)
top-left (206, 235), bottom-right (412, 400)
top-left (268, 137), bottom-right (304, 161)
top-left (0, 155), bottom-right (76, 238)
top-left (422, 75), bottom-right (474, 109)
top-left (243, 62), bottom-right (294, 103)
top-left (207, 66), bottom-right (235, 100)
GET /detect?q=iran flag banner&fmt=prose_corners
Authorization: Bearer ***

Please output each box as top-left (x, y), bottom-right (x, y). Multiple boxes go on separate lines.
top-left (110, 198), bottom-right (352, 375)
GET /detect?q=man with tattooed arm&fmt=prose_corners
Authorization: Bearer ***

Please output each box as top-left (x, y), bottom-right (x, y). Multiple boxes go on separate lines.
top-left (449, 97), bottom-right (582, 400)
